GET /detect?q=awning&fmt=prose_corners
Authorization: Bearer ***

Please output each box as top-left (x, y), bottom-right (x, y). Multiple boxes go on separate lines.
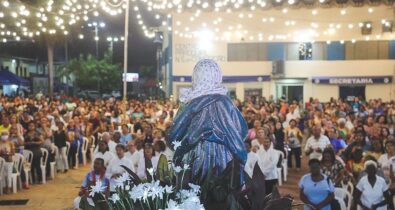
top-left (0, 70), bottom-right (30, 86)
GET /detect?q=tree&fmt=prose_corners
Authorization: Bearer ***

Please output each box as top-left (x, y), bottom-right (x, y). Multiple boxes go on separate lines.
top-left (60, 51), bottom-right (122, 93)
top-left (0, 0), bottom-right (121, 96)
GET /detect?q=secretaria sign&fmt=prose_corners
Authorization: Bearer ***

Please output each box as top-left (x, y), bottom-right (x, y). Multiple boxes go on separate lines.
top-left (312, 76), bottom-right (393, 85)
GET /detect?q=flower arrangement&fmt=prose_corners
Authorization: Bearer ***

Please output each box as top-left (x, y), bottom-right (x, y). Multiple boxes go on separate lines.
top-left (87, 163), bottom-right (204, 210)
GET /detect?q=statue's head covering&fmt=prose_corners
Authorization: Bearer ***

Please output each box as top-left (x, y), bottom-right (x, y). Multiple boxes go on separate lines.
top-left (179, 59), bottom-right (227, 103)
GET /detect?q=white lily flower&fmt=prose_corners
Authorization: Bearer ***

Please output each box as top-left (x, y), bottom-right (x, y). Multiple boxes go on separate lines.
top-left (130, 185), bottom-right (144, 202)
top-left (180, 196), bottom-right (204, 210)
top-left (114, 172), bottom-right (130, 188)
top-left (89, 180), bottom-right (107, 197)
top-left (117, 172), bottom-right (131, 183)
top-left (147, 168), bottom-right (155, 176)
top-left (188, 183), bottom-right (200, 193)
top-left (165, 199), bottom-right (182, 210)
top-left (125, 185), bottom-right (130, 191)
top-left (164, 185), bottom-right (173, 194)
top-left (173, 166), bottom-right (182, 173)
top-left (183, 164), bottom-right (190, 170)
top-left (142, 189), bottom-right (149, 202)
top-left (109, 193), bottom-right (120, 203)
top-left (172, 140), bottom-right (182, 150)
top-left (157, 185), bottom-right (165, 200)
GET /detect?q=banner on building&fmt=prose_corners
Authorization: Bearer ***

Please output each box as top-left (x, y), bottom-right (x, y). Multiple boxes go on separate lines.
top-left (312, 76), bottom-right (393, 85)
top-left (173, 75), bottom-right (271, 83)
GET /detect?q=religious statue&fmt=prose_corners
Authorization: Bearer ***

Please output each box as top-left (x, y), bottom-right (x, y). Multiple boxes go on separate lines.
top-left (167, 59), bottom-right (294, 210)
top-left (167, 59), bottom-right (248, 199)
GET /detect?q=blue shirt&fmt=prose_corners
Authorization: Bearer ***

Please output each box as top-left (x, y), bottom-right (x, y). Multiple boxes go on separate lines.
top-left (120, 133), bottom-right (133, 145)
top-left (299, 174), bottom-right (334, 210)
top-left (330, 138), bottom-right (347, 153)
top-left (82, 171), bottom-right (109, 189)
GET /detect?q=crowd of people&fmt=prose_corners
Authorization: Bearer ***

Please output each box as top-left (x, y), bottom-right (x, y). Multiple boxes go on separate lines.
top-left (1, 94), bottom-right (395, 209)
top-left (243, 97), bottom-right (395, 210)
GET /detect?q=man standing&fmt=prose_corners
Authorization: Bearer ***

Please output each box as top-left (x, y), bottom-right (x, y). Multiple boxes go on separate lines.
top-left (305, 125), bottom-right (331, 160)
top-left (105, 144), bottom-right (134, 192)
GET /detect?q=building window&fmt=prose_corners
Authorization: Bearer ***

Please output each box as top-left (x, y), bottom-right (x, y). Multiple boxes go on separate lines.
top-left (299, 43), bottom-right (312, 60)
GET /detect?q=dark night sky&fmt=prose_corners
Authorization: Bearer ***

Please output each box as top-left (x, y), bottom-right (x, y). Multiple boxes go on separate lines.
top-left (0, 8), bottom-right (160, 72)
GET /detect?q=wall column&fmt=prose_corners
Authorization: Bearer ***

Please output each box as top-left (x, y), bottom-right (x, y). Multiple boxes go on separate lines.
top-left (262, 81), bottom-right (270, 99)
top-left (235, 82), bottom-right (244, 101)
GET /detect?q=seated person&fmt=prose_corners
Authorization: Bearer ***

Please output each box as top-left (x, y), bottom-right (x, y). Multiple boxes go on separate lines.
top-left (358, 156), bottom-right (389, 184)
top-left (137, 143), bottom-right (159, 181)
top-left (346, 147), bottom-right (365, 183)
top-left (355, 160), bottom-right (391, 210)
top-left (73, 158), bottom-right (109, 210)
top-left (244, 141), bottom-right (258, 178)
top-left (0, 131), bottom-right (15, 194)
top-left (93, 141), bottom-right (114, 167)
top-left (125, 140), bottom-right (141, 170)
top-left (105, 144), bottom-right (134, 192)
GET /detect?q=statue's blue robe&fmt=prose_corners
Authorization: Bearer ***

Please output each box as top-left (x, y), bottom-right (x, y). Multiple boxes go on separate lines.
top-left (168, 94), bottom-right (248, 180)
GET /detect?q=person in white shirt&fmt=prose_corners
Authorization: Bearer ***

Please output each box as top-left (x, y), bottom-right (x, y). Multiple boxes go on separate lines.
top-left (244, 141), bottom-right (258, 178)
top-left (94, 132), bottom-right (116, 154)
top-left (137, 143), bottom-right (159, 181)
top-left (125, 140), bottom-right (141, 171)
top-left (284, 106), bottom-right (300, 129)
top-left (256, 135), bottom-right (280, 194)
top-left (105, 144), bottom-right (134, 192)
top-left (305, 125), bottom-right (331, 160)
top-left (251, 127), bottom-right (268, 152)
top-left (93, 141), bottom-right (114, 167)
top-left (378, 140), bottom-right (395, 178)
top-left (355, 161), bottom-right (391, 210)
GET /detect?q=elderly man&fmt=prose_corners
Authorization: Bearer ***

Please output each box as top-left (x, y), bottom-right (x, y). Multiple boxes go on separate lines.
top-left (125, 140), bottom-right (141, 171)
top-left (105, 144), bottom-right (134, 192)
top-left (305, 125), bottom-right (331, 160)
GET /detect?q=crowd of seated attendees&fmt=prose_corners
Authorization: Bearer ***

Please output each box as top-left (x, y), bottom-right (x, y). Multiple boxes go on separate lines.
top-left (1, 94), bottom-right (395, 209)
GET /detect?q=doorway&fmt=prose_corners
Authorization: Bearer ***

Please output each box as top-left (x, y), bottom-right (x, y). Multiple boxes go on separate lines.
top-left (277, 84), bottom-right (304, 102)
top-left (339, 86), bottom-right (365, 101)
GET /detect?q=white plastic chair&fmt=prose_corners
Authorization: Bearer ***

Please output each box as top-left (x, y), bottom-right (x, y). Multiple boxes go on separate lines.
top-left (0, 157), bottom-right (5, 195)
top-left (276, 150), bottom-right (285, 186)
top-left (89, 136), bottom-right (96, 163)
top-left (23, 150), bottom-right (33, 186)
top-left (40, 148), bottom-right (49, 184)
top-left (50, 146), bottom-right (58, 179)
top-left (276, 167), bottom-right (282, 186)
top-left (82, 137), bottom-right (89, 165)
top-left (334, 187), bottom-right (352, 210)
top-left (11, 153), bottom-right (24, 193)
top-left (74, 141), bottom-right (81, 169)
top-left (66, 141), bottom-right (70, 157)
top-left (341, 182), bottom-right (354, 195)
top-left (282, 149), bottom-right (288, 181)
top-left (335, 197), bottom-right (347, 210)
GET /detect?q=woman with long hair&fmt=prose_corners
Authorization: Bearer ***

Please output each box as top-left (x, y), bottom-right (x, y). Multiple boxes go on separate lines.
top-left (321, 147), bottom-right (344, 187)
top-left (285, 119), bottom-right (303, 170)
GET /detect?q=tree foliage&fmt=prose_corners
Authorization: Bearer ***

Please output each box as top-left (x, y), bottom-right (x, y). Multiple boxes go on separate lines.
top-left (60, 51), bottom-right (122, 93)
